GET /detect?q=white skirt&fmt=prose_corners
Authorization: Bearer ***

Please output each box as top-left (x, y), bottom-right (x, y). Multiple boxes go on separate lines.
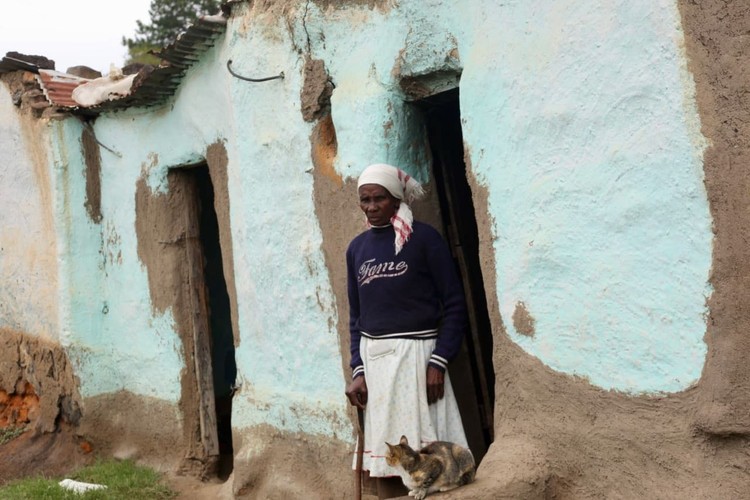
top-left (353, 336), bottom-right (468, 477)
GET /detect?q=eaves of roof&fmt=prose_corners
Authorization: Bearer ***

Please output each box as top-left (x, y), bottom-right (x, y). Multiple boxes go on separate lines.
top-left (0, 14), bottom-right (228, 115)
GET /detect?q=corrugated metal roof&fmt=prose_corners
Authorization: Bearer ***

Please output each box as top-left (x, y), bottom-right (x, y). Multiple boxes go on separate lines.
top-left (36, 70), bottom-right (89, 108)
top-left (0, 14), bottom-right (227, 115)
top-left (89, 15), bottom-right (227, 113)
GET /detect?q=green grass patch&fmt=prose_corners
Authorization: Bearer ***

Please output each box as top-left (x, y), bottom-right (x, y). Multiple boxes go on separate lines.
top-left (0, 426), bottom-right (26, 445)
top-left (0, 459), bottom-right (177, 499)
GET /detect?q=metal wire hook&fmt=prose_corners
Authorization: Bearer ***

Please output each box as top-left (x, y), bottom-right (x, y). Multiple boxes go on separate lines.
top-left (226, 60), bottom-right (284, 83)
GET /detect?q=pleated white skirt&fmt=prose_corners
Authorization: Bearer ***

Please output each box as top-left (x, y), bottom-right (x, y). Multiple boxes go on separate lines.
top-left (353, 336), bottom-right (468, 477)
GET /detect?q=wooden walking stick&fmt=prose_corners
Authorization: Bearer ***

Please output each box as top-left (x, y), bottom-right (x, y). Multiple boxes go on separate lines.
top-left (355, 406), bottom-right (365, 500)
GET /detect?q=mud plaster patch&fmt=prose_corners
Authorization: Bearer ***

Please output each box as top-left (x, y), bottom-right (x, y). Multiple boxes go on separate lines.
top-left (311, 114), bottom-right (341, 187)
top-left (206, 141), bottom-right (241, 347)
top-left (232, 425), bottom-right (353, 498)
top-left (677, 0), bottom-right (750, 436)
top-left (81, 124), bottom-right (102, 224)
top-left (0, 381), bottom-right (38, 428)
top-left (0, 328), bottom-right (81, 434)
top-left (462, 151), bottom-right (502, 337)
top-left (310, 113), bottom-right (361, 385)
top-left (134, 174), bottom-right (187, 315)
top-left (77, 390), bottom-right (183, 470)
top-left (300, 57), bottom-right (334, 123)
top-left (1, 71), bottom-right (50, 118)
top-left (134, 173), bottom-right (204, 471)
top-left (512, 301), bottom-right (535, 337)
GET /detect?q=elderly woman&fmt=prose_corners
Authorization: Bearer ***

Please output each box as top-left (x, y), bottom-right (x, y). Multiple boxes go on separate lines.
top-left (345, 163), bottom-right (470, 498)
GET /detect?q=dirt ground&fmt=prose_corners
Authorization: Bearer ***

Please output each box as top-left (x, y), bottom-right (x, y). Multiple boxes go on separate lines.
top-left (0, 428), bottom-right (356, 499)
top-left (0, 426), bottom-right (228, 499)
top-left (0, 426), bottom-right (89, 485)
top-left (168, 474), bottom-right (233, 499)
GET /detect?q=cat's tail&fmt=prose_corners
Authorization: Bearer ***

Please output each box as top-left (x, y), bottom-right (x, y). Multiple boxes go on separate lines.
top-left (458, 468), bottom-right (476, 486)
top-left (455, 446), bottom-right (476, 486)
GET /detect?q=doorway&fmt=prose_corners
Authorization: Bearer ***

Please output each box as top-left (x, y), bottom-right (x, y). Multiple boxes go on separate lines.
top-left (181, 164), bottom-right (237, 479)
top-left (414, 88), bottom-right (495, 462)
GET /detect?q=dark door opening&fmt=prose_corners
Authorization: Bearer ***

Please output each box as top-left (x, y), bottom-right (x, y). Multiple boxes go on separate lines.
top-left (415, 88), bottom-right (495, 462)
top-left (185, 165), bottom-right (237, 480)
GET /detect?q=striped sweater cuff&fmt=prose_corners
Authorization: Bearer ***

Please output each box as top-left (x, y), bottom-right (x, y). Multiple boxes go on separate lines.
top-left (352, 365), bottom-right (365, 379)
top-left (429, 354), bottom-right (448, 373)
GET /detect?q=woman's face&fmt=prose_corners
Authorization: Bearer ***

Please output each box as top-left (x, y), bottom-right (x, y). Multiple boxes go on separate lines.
top-left (358, 184), bottom-right (400, 226)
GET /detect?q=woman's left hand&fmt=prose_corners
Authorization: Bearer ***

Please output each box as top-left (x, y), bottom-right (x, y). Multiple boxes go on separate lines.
top-left (426, 366), bottom-right (445, 404)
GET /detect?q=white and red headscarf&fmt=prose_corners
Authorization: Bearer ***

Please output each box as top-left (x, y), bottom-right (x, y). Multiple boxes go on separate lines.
top-left (358, 163), bottom-right (425, 255)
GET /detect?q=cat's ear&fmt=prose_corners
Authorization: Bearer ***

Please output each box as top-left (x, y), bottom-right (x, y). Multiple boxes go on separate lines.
top-left (399, 435), bottom-right (409, 446)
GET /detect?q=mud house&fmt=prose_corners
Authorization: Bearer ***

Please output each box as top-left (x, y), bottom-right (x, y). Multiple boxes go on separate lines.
top-left (1, 0), bottom-right (748, 497)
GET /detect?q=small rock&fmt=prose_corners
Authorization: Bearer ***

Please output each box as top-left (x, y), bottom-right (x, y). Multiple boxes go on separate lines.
top-left (66, 66), bottom-right (102, 79)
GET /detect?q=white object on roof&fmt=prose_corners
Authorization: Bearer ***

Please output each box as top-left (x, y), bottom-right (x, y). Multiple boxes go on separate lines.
top-left (59, 478), bottom-right (108, 494)
top-left (72, 72), bottom-right (137, 107)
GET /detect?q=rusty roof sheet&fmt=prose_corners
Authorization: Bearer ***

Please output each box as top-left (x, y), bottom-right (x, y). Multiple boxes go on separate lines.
top-left (0, 14), bottom-right (227, 115)
top-left (36, 70), bottom-right (89, 108)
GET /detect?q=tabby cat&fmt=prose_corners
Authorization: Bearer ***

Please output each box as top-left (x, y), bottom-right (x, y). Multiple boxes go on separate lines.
top-left (384, 435), bottom-right (475, 499)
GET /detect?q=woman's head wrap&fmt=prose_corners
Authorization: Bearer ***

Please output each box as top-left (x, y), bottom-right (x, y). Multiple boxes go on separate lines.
top-left (358, 163), bottom-right (425, 255)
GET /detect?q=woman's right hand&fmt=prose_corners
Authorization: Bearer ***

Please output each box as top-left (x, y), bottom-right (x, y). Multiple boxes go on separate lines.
top-left (345, 376), bottom-right (368, 409)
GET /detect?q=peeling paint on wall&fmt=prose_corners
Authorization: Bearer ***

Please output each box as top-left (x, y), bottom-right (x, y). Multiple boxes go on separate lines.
top-left (0, 328), bottom-right (82, 434)
top-left (512, 301), bottom-right (536, 337)
top-left (80, 125), bottom-right (102, 224)
top-left (0, 74), bottom-right (59, 338)
top-left (206, 141), bottom-right (242, 348)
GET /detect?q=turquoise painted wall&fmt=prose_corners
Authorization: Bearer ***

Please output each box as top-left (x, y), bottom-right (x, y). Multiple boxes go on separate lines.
top-left (460, 1), bottom-right (712, 393)
top-left (225, 16), bottom-right (350, 436)
top-left (50, 20), bottom-right (351, 435)
top-left (299, 0), bottom-right (711, 393)
top-left (10, 0), bottom-right (711, 444)
top-left (49, 117), bottom-right (185, 402)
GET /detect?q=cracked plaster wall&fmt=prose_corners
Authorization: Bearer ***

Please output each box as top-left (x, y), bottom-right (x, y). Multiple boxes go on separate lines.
top-left (0, 75), bottom-right (59, 339)
top-left (462, 1), bottom-right (711, 393)
top-left (296, 0), bottom-right (711, 394)
top-left (40, 0), bottom-right (350, 449)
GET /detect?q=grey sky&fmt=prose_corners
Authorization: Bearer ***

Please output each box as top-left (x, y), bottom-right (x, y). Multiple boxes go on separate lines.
top-left (0, 1), bottom-right (152, 74)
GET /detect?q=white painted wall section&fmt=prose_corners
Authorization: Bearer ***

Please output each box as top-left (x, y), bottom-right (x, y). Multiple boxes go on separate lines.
top-left (0, 85), bottom-right (59, 340)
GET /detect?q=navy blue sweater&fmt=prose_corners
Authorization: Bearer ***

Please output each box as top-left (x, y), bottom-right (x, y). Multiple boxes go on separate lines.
top-left (347, 221), bottom-right (467, 378)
